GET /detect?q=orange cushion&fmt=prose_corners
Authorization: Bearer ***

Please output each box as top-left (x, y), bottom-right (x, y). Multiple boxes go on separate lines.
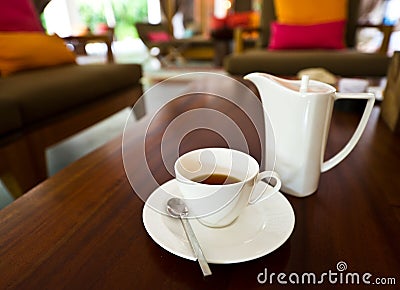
top-left (274, 0), bottom-right (348, 24)
top-left (0, 32), bottom-right (76, 76)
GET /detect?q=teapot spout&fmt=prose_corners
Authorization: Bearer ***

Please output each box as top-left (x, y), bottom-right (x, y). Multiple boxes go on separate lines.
top-left (244, 72), bottom-right (271, 90)
top-left (244, 72), bottom-right (283, 99)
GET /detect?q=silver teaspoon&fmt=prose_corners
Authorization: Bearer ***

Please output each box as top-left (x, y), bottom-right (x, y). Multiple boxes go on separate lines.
top-left (167, 198), bottom-right (212, 276)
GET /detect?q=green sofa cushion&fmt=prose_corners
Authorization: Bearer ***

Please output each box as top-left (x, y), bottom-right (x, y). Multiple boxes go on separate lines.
top-left (0, 63), bottom-right (142, 126)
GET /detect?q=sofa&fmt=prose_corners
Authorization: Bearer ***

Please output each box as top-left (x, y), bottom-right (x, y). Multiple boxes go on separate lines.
top-left (0, 0), bottom-right (144, 198)
top-left (0, 63), bottom-right (144, 199)
top-left (224, 0), bottom-right (392, 77)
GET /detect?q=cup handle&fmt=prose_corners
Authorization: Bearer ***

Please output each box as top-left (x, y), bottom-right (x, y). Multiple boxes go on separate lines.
top-left (321, 93), bottom-right (375, 172)
top-left (248, 171), bottom-right (281, 205)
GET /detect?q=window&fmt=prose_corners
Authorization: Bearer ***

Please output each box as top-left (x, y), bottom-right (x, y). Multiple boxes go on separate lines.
top-left (44, 0), bottom-right (149, 40)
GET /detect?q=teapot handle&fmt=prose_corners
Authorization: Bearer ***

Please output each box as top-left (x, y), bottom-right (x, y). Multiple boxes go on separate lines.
top-left (321, 93), bottom-right (375, 172)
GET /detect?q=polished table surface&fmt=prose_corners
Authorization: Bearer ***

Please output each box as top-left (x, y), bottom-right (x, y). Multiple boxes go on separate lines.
top-left (0, 78), bottom-right (399, 289)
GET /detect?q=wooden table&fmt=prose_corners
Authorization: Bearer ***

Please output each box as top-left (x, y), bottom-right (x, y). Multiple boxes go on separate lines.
top-left (63, 31), bottom-right (114, 63)
top-left (0, 78), bottom-right (399, 289)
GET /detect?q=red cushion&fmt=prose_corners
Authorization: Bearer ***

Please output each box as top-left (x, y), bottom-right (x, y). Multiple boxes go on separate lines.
top-left (268, 20), bottom-right (346, 50)
top-left (0, 0), bottom-right (43, 31)
top-left (210, 17), bottom-right (227, 30)
top-left (147, 31), bottom-right (171, 42)
top-left (226, 12), bottom-right (252, 28)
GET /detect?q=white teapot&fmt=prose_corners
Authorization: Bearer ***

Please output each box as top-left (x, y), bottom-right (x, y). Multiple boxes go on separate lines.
top-left (245, 73), bottom-right (375, 197)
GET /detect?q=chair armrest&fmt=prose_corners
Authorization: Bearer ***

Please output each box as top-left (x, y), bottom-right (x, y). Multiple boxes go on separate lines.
top-left (358, 24), bottom-right (394, 55)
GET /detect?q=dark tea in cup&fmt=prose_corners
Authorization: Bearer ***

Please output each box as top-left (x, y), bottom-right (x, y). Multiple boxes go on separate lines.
top-left (191, 173), bottom-right (241, 185)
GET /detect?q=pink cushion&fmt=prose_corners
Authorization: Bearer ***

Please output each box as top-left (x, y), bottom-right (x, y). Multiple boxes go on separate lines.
top-left (0, 0), bottom-right (43, 31)
top-left (147, 32), bottom-right (171, 42)
top-left (268, 20), bottom-right (346, 50)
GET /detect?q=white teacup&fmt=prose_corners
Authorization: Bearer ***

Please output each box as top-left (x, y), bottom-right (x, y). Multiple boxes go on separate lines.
top-left (174, 148), bottom-right (281, 227)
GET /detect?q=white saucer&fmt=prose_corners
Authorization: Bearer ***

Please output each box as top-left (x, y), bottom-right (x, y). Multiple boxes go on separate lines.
top-left (142, 179), bottom-right (295, 264)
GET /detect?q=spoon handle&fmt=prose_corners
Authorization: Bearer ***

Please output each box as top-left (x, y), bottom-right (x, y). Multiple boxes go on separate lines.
top-left (180, 217), bottom-right (212, 276)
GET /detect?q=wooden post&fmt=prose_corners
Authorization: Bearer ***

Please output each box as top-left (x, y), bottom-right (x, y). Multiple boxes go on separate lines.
top-left (378, 25), bottom-right (394, 55)
top-left (166, 0), bottom-right (174, 36)
top-left (0, 138), bottom-right (44, 198)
